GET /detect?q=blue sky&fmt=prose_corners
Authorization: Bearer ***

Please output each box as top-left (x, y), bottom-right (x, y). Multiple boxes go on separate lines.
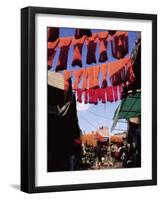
top-left (49, 27), bottom-right (138, 135)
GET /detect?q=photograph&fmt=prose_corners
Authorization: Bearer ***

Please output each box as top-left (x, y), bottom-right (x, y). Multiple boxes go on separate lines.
top-left (21, 6), bottom-right (157, 193)
top-left (47, 27), bottom-right (141, 172)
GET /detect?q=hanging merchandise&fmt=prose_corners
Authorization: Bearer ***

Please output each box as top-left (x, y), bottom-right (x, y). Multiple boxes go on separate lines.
top-left (113, 86), bottom-right (118, 101)
top-left (101, 63), bottom-right (108, 88)
top-left (98, 31), bottom-right (109, 62)
top-left (73, 69), bottom-right (83, 90)
top-left (77, 88), bottom-right (84, 103)
top-left (82, 68), bottom-right (88, 90)
top-left (108, 30), bottom-right (116, 36)
top-left (47, 39), bottom-right (59, 70)
top-left (86, 67), bottom-right (94, 89)
top-left (88, 88), bottom-right (96, 104)
top-left (76, 85), bottom-right (123, 104)
top-left (86, 66), bottom-right (100, 89)
top-left (47, 27), bottom-right (59, 42)
top-left (126, 58), bottom-right (136, 83)
top-left (118, 84), bottom-right (123, 100)
top-left (93, 66), bottom-right (100, 89)
top-left (94, 88), bottom-right (106, 104)
top-left (86, 33), bottom-right (98, 65)
top-left (63, 55), bottom-right (134, 92)
top-left (111, 31), bottom-right (128, 59)
top-left (84, 89), bottom-right (89, 104)
top-left (64, 70), bottom-right (71, 91)
top-left (106, 86), bottom-right (114, 103)
top-left (74, 28), bottom-right (92, 39)
top-left (108, 57), bottom-right (135, 86)
top-left (55, 37), bottom-right (72, 72)
top-left (72, 36), bottom-right (86, 67)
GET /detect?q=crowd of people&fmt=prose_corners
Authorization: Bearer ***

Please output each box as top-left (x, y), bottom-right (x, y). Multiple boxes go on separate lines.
top-left (78, 135), bottom-right (141, 170)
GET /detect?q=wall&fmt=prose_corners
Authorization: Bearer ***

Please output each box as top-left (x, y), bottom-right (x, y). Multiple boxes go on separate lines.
top-left (0, 0), bottom-right (160, 199)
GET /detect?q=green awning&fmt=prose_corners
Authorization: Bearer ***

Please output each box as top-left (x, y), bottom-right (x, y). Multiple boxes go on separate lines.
top-left (113, 92), bottom-right (141, 120)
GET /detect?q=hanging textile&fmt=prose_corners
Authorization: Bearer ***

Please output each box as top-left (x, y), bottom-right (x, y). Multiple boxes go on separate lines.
top-left (93, 66), bottom-right (100, 89)
top-left (76, 86), bottom-right (121, 104)
top-left (72, 36), bottom-right (86, 67)
top-left (118, 85), bottom-right (123, 100)
top-left (84, 89), bottom-right (89, 104)
top-left (86, 66), bottom-right (100, 89)
top-left (95, 88), bottom-right (106, 104)
top-left (98, 31), bottom-right (109, 62)
top-left (63, 57), bottom-right (134, 92)
top-left (111, 31), bottom-right (128, 59)
top-left (108, 30), bottom-right (116, 36)
top-left (86, 67), bottom-right (94, 89)
top-left (126, 58), bottom-right (136, 83)
top-left (113, 86), bottom-right (118, 101)
top-left (64, 70), bottom-right (71, 91)
top-left (88, 89), bottom-right (96, 104)
top-left (106, 86), bottom-right (114, 103)
top-left (47, 39), bottom-right (59, 69)
top-left (101, 63), bottom-right (108, 88)
top-left (55, 37), bottom-right (72, 72)
top-left (86, 34), bottom-right (98, 65)
top-left (74, 28), bottom-right (92, 39)
top-left (73, 69), bottom-right (83, 90)
top-left (47, 27), bottom-right (59, 42)
top-left (77, 88), bottom-right (84, 103)
top-left (82, 68), bottom-right (88, 90)
top-left (108, 57), bottom-right (135, 85)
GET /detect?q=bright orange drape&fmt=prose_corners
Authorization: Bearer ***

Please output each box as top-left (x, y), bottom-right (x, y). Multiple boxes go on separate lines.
top-left (86, 34), bottom-right (98, 64)
top-left (72, 36), bottom-right (86, 67)
top-left (87, 67), bottom-right (94, 89)
top-left (56, 37), bottom-right (72, 71)
top-left (64, 70), bottom-right (71, 90)
top-left (101, 63), bottom-right (108, 88)
top-left (98, 31), bottom-right (109, 62)
top-left (73, 69), bottom-right (83, 90)
top-left (87, 66), bottom-right (100, 89)
top-left (82, 69), bottom-right (88, 90)
top-left (111, 31), bottom-right (128, 59)
top-left (93, 66), bottom-right (100, 89)
top-left (108, 57), bottom-right (130, 77)
top-left (47, 39), bottom-right (59, 69)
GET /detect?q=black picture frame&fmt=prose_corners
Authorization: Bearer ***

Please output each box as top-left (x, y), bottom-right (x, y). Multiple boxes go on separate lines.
top-left (21, 6), bottom-right (157, 193)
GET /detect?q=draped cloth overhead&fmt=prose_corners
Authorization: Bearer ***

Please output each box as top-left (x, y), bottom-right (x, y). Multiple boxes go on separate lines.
top-left (86, 34), bottom-right (97, 65)
top-left (82, 69), bottom-right (88, 90)
top-left (86, 66), bottom-right (100, 89)
top-left (73, 69), bottom-right (83, 90)
top-left (64, 70), bottom-right (71, 91)
top-left (74, 28), bottom-right (92, 39)
top-left (107, 56), bottom-right (135, 85)
top-left (47, 27), bottom-right (59, 42)
top-left (72, 36), bottom-right (86, 67)
top-left (76, 85), bottom-right (123, 104)
top-left (98, 31), bottom-right (109, 63)
top-left (47, 39), bottom-right (59, 69)
top-left (47, 30), bottom-right (130, 71)
top-left (47, 27), bottom-right (60, 70)
top-left (55, 37), bottom-right (72, 72)
top-left (111, 31), bottom-right (128, 59)
top-left (101, 63), bottom-right (108, 88)
top-left (64, 57), bottom-right (135, 90)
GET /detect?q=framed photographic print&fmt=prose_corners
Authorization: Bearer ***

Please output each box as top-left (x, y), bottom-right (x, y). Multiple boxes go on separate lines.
top-left (21, 6), bottom-right (157, 193)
